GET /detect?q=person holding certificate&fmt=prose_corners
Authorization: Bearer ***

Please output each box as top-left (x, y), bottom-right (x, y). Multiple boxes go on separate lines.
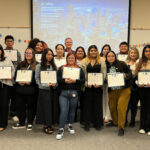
top-left (125, 47), bottom-right (140, 127)
top-left (75, 46), bottom-right (86, 66)
top-left (0, 45), bottom-right (15, 132)
top-left (135, 45), bottom-right (150, 135)
top-left (80, 45), bottom-right (106, 131)
top-left (28, 39), bottom-right (44, 63)
top-left (75, 46), bottom-right (86, 123)
top-left (54, 44), bottom-right (66, 68)
top-left (4, 35), bottom-right (22, 122)
top-left (34, 41), bottom-right (43, 54)
top-left (116, 42), bottom-right (129, 61)
top-left (56, 52), bottom-right (85, 140)
top-left (106, 51), bottom-right (132, 136)
top-left (100, 44), bottom-right (111, 61)
top-left (35, 48), bottom-right (58, 134)
top-left (12, 48), bottom-right (38, 131)
top-left (64, 37), bottom-right (75, 58)
top-left (100, 44), bottom-right (112, 124)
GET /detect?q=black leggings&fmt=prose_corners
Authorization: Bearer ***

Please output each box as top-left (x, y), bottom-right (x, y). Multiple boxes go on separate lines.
top-left (16, 93), bottom-right (37, 125)
top-left (139, 87), bottom-right (150, 131)
top-left (0, 84), bottom-right (10, 128)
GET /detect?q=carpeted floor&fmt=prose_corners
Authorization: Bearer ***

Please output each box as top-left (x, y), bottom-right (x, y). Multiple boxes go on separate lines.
top-left (0, 109), bottom-right (149, 150)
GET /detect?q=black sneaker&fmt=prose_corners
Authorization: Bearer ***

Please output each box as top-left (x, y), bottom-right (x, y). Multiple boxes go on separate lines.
top-left (27, 124), bottom-right (33, 131)
top-left (12, 123), bottom-right (25, 129)
top-left (95, 126), bottom-right (103, 131)
top-left (118, 128), bottom-right (124, 136)
top-left (56, 128), bottom-right (64, 140)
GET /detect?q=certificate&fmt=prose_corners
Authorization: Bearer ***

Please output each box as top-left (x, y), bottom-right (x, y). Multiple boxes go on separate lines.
top-left (16, 70), bottom-right (32, 82)
top-left (117, 54), bottom-right (128, 61)
top-left (63, 67), bottom-right (80, 80)
top-left (65, 52), bottom-right (68, 58)
top-left (138, 72), bottom-right (150, 85)
top-left (107, 73), bottom-right (125, 87)
top-left (0, 66), bottom-right (12, 79)
top-left (4, 50), bottom-right (17, 61)
top-left (54, 58), bottom-right (66, 68)
top-left (88, 73), bottom-right (103, 86)
top-left (35, 54), bottom-right (42, 63)
top-left (41, 71), bottom-right (57, 84)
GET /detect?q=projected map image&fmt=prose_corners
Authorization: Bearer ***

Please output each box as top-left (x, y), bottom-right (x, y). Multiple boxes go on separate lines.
top-left (33, 0), bottom-right (129, 52)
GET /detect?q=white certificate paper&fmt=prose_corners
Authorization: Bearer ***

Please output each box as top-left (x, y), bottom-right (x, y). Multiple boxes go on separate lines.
top-left (107, 73), bottom-right (125, 87)
top-left (117, 54), bottom-right (128, 61)
top-left (41, 71), bottom-right (57, 84)
top-left (138, 72), bottom-right (150, 85)
top-left (16, 70), bottom-right (32, 82)
top-left (35, 54), bottom-right (42, 63)
top-left (4, 50), bottom-right (17, 61)
top-left (64, 52), bottom-right (68, 58)
top-left (88, 73), bottom-right (103, 86)
top-left (54, 58), bottom-right (66, 68)
top-left (63, 67), bottom-right (80, 80)
top-left (0, 66), bottom-right (12, 79)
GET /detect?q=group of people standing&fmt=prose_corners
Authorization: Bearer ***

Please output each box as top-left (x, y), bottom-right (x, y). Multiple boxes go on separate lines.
top-left (0, 35), bottom-right (150, 140)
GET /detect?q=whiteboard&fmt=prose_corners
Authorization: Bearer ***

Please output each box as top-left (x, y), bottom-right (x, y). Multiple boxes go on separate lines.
top-left (130, 29), bottom-right (150, 56)
top-left (0, 28), bottom-right (31, 59)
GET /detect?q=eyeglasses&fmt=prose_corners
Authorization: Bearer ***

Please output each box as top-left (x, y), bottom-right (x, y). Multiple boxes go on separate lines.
top-left (25, 52), bottom-right (32, 55)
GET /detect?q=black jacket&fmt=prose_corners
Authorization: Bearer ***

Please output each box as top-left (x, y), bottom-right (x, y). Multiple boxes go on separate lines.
top-left (107, 61), bottom-right (132, 90)
top-left (57, 66), bottom-right (85, 92)
top-left (15, 62), bottom-right (38, 95)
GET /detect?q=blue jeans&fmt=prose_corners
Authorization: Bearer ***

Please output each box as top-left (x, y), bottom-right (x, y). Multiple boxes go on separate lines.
top-left (59, 90), bottom-right (78, 128)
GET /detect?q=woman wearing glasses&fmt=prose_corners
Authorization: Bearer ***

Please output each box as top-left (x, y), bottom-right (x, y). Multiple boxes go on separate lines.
top-left (12, 48), bottom-right (38, 131)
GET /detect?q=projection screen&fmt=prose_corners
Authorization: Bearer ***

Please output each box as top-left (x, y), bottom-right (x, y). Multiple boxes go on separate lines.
top-left (32, 0), bottom-right (130, 52)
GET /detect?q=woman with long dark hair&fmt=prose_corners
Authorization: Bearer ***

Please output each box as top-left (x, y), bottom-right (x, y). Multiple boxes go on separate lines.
top-left (75, 46), bottom-right (86, 66)
top-left (135, 45), bottom-right (150, 135)
top-left (35, 48), bottom-right (58, 134)
top-left (12, 48), bottom-right (38, 131)
top-left (106, 51), bottom-right (132, 136)
top-left (0, 44), bottom-right (15, 131)
top-left (100, 44), bottom-right (111, 123)
top-left (100, 44), bottom-right (111, 59)
top-left (54, 44), bottom-right (66, 68)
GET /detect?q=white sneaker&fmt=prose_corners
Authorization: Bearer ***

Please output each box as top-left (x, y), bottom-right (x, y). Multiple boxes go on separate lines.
top-left (68, 125), bottom-right (75, 134)
top-left (139, 129), bottom-right (145, 134)
top-left (56, 128), bottom-right (64, 140)
top-left (12, 116), bottom-right (19, 122)
top-left (27, 124), bottom-right (33, 131)
top-left (12, 123), bottom-right (25, 129)
top-left (147, 132), bottom-right (150, 136)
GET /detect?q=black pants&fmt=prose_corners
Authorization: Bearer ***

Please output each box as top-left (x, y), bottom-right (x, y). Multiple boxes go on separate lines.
top-left (126, 88), bottom-right (139, 123)
top-left (83, 87), bottom-right (103, 127)
top-left (9, 86), bottom-right (16, 117)
top-left (16, 93), bottom-right (37, 125)
top-left (79, 91), bottom-right (85, 124)
top-left (139, 87), bottom-right (150, 131)
top-left (36, 89), bottom-right (59, 126)
top-left (0, 84), bottom-right (10, 128)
